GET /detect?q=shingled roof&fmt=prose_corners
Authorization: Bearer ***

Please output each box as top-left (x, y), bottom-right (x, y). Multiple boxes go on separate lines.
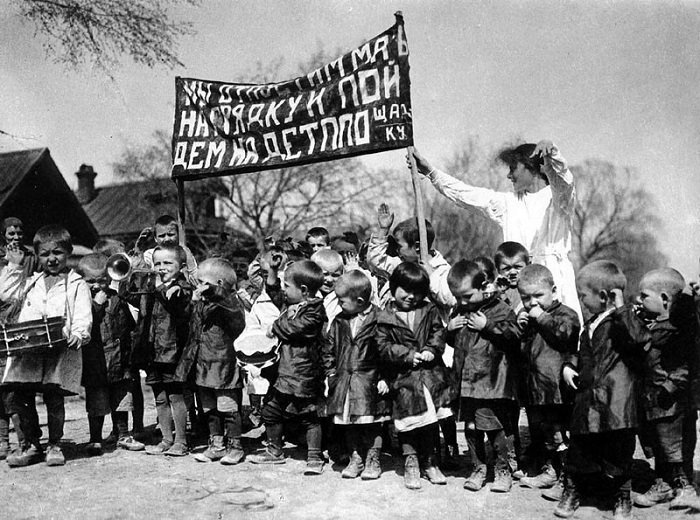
top-left (0, 148), bottom-right (46, 207)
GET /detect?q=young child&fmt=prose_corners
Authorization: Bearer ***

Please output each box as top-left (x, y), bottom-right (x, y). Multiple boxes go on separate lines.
top-left (515, 264), bottom-right (580, 492)
top-left (323, 271), bottom-right (390, 480)
top-left (367, 203), bottom-right (453, 310)
top-left (3, 225), bottom-right (92, 467)
top-left (633, 268), bottom-right (697, 509)
top-left (77, 254), bottom-right (144, 455)
top-left (249, 260), bottom-right (328, 474)
top-left (311, 248), bottom-right (345, 328)
top-left (137, 215), bottom-right (198, 282)
top-left (376, 262), bottom-right (454, 490)
top-left (494, 241), bottom-right (530, 313)
top-left (175, 258), bottom-right (246, 464)
top-left (141, 244), bottom-right (192, 456)
top-left (556, 260), bottom-right (649, 519)
top-left (306, 227), bottom-right (331, 254)
top-left (446, 260), bottom-right (520, 493)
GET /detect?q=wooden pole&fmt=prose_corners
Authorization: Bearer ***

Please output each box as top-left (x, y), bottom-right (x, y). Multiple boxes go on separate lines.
top-left (175, 178), bottom-right (187, 249)
top-left (407, 146), bottom-right (430, 262)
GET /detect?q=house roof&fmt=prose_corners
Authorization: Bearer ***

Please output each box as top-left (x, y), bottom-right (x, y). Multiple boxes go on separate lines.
top-left (0, 148), bottom-right (47, 206)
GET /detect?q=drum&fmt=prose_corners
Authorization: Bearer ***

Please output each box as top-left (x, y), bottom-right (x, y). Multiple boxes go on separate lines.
top-left (0, 316), bottom-right (66, 357)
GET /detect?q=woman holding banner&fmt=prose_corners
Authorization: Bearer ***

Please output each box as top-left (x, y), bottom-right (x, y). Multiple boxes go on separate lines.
top-left (410, 141), bottom-right (581, 319)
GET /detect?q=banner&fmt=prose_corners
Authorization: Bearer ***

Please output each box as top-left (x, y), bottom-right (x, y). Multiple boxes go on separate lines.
top-left (172, 16), bottom-right (413, 180)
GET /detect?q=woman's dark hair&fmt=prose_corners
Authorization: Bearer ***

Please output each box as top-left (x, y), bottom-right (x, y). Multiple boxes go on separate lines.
top-left (389, 261), bottom-right (430, 298)
top-left (497, 143), bottom-right (548, 184)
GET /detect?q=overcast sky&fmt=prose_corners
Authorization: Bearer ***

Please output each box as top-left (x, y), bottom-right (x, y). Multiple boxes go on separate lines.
top-left (1, 0), bottom-right (698, 280)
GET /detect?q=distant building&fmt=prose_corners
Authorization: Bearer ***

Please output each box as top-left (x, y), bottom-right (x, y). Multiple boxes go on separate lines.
top-left (0, 148), bottom-right (98, 247)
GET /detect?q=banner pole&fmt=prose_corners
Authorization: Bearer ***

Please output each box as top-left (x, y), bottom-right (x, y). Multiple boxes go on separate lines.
top-left (407, 146), bottom-right (429, 262)
top-left (176, 178), bottom-right (187, 249)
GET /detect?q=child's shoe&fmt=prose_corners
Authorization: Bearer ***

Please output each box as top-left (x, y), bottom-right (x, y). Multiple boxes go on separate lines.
top-left (542, 476), bottom-right (564, 502)
top-left (613, 489), bottom-right (633, 519)
top-left (520, 464), bottom-right (558, 489)
top-left (463, 464), bottom-right (487, 491)
top-left (6, 445), bottom-right (43, 467)
top-left (194, 435), bottom-right (226, 462)
top-left (491, 468), bottom-right (513, 492)
top-left (554, 477), bottom-right (580, 518)
top-left (341, 451), bottom-right (364, 479)
top-left (249, 446), bottom-right (285, 464)
top-left (164, 442), bottom-right (189, 457)
top-left (304, 458), bottom-right (325, 475)
top-left (45, 444), bottom-right (65, 466)
top-left (117, 436), bottom-right (145, 451)
top-left (422, 456), bottom-right (447, 485)
top-left (669, 476), bottom-right (697, 510)
top-left (360, 448), bottom-right (382, 480)
top-left (220, 439), bottom-right (245, 465)
top-left (146, 441), bottom-right (173, 455)
top-left (404, 454), bottom-right (421, 490)
top-left (86, 442), bottom-right (103, 456)
top-left (633, 478), bottom-right (673, 507)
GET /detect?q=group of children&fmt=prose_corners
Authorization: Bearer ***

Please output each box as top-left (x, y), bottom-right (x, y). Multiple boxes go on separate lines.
top-left (0, 207), bottom-right (698, 520)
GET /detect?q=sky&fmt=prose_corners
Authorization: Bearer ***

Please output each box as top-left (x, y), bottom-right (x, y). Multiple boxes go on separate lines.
top-left (1, 0), bottom-right (698, 280)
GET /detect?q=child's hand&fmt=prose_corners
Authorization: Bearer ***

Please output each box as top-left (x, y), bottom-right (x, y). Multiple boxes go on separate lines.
top-left (407, 147), bottom-right (433, 176)
top-left (377, 380), bottom-right (389, 395)
top-left (419, 351), bottom-right (435, 363)
top-left (610, 288), bottom-right (625, 308)
top-left (377, 203), bottom-right (394, 232)
top-left (93, 290), bottom-right (108, 306)
top-left (517, 311), bottom-right (530, 328)
top-left (4, 243), bottom-right (25, 266)
top-left (343, 251), bottom-right (360, 270)
top-left (528, 303), bottom-right (544, 319)
top-left (562, 366), bottom-right (579, 390)
top-left (466, 311), bottom-right (488, 331)
top-left (412, 352), bottom-right (423, 367)
top-left (165, 285), bottom-right (181, 300)
top-left (448, 315), bottom-right (468, 331)
top-left (65, 334), bottom-right (82, 350)
top-left (134, 227), bottom-right (152, 252)
top-left (266, 325), bottom-right (275, 339)
top-left (531, 140), bottom-right (555, 158)
top-left (192, 282), bottom-right (209, 302)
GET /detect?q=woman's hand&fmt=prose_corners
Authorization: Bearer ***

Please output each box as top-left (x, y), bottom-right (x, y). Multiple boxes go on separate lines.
top-left (531, 140), bottom-right (556, 158)
top-left (406, 147), bottom-right (433, 176)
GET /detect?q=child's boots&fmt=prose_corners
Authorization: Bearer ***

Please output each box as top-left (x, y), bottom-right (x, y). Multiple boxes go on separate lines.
top-left (360, 448), bottom-right (382, 480)
top-left (463, 464), bottom-right (487, 491)
top-left (422, 455), bottom-right (447, 485)
top-left (220, 438), bottom-right (245, 465)
top-left (341, 451), bottom-right (364, 479)
top-left (404, 454), bottom-right (421, 490)
top-left (194, 435), bottom-right (226, 462)
top-left (613, 488), bottom-right (633, 520)
top-left (491, 467), bottom-right (513, 492)
top-left (554, 475), bottom-right (580, 518)
top-left (520, 463), bottom-right (558, 489)
top-left (669, 475), bottom-right (698, 510)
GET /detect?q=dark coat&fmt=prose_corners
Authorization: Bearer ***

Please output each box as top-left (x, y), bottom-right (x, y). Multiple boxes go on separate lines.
top-left (272, 298), bottom-right (327, 398)
top-left (693, 294), bottom-right (700, 410)
top-left (567, 304), bottom-right (650, 435)
top-left (146, 276), bottom-right (191, 366)
top-left (447, 297), bottom-right (521, 401)
top-left (376, 300), bottom-right (454, 420)
top-left (323, 306), bottom-right (390, 418)
top-left (175, 293), bottom-right (246, 390)
top-left (641, 293), bottom-right (695, 420)
top-left (82, 290), bottom-right (136, 387)
top-left (519, 301), bottom-right (580, 406)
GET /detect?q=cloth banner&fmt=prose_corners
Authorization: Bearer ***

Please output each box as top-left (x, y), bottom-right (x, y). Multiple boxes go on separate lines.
top-left (172, 17), bottom-right (413, 180)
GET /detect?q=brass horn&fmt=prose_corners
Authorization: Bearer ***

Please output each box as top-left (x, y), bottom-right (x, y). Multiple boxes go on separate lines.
top-left (106, 253), bottom-right (132, 282)
top-left (106, 253), bottom-right (156, 295)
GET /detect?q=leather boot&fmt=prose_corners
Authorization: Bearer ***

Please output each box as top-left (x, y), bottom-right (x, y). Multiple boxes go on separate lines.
top-left (361, 448), bottom-right (382, 480)
top-left (404, 454), bottom-right (421, 490)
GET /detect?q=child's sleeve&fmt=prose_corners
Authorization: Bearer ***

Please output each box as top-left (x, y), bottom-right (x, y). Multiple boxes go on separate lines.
top-left (71, 280), bottom-right (93, 345)
top-left (422, 306), bottom-right (446, 357)
top-left (272, 305), bottom-right (326, 343)
top-left (481, 307), bottom-right (521, 352)
top-left (532, 307), bottom-right (581, 354)
top-left (322, 319), bottom-right (338, 378)
top-left (376, 323), bottom-right (415, 368)
top-left (428, 169), bottom-right (507, 225)
top-left (610, 304), bottom-right (652, 355)
top-left (366, 233), bottom-right (401, 279)
top-left (541, 145), bottom-right (575, 215)
top-left (219, 295), bottom-right (246, 341)
top-left (430, 261), bottom-right (456, 308)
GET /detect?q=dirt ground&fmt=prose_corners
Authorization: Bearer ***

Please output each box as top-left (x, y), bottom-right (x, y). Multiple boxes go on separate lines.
top-left (3, 381), bottom-right (700, 520)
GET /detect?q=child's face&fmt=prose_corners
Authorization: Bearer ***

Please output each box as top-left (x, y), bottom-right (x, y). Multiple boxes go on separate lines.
top-left (497, 255), bottom-right (528, 288)
top-left (337, 293), bottom-right (367, 316)
top-left (154, 223), bottom-right (179, 246)
top-left (393, 286), bottom-right (423, 311)
top-left (196, 268), bottom-right (225, 300)
top-left (37, 241), bottom-right (69, 275)
top-left (152, 250), bottom-right (183, 283)
top-left (307, 236), bottom-right (329, 253)
top-left (82, 266), bottom-right (109, 295)
top-left (518, 281), bottom-right (556, 311)
top-left (576, 280), bottom-right (609, 315)
top-left (317, 261), bottom-right (343, 296)
top-left (394, 236), bottom-right (419, 263)
top-left (637, 281), bottom-right (667, 318)
top-left (283, 277), bottom-right (306, 305)
top-left (449, 277), bottom-right (485, 311)
top-left (4, 225), bottom-right (23, 247)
